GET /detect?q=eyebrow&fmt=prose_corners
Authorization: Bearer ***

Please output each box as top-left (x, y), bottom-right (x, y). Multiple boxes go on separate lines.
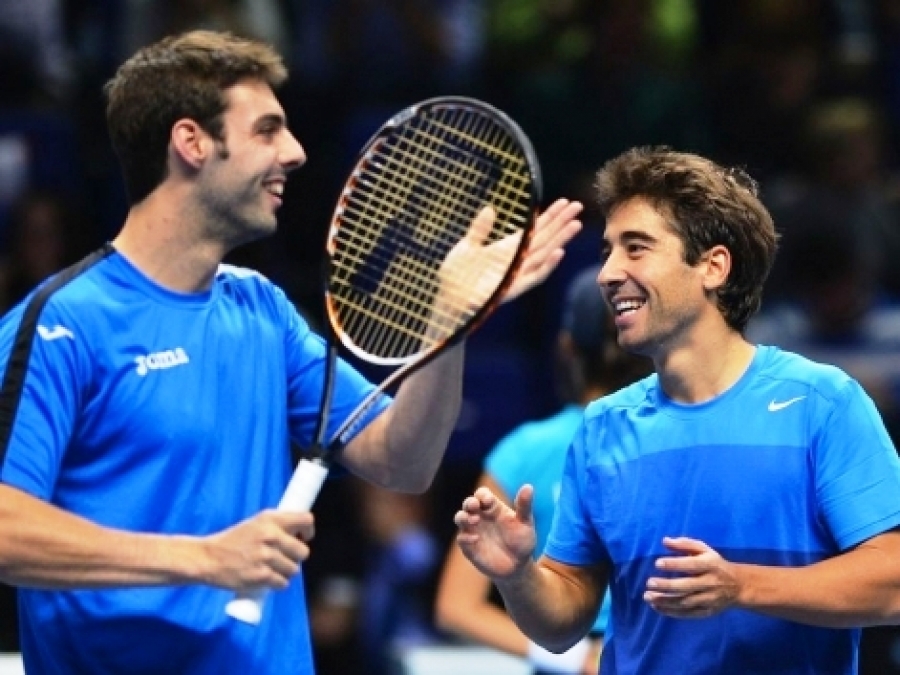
top-left (253, 113), bottom-right (287, 131)
top-left (602, 229), bottom-right (659, 247)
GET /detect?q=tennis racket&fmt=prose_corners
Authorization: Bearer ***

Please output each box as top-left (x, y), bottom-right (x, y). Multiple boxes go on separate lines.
top-left (225, 96), bottom-right (542, 624)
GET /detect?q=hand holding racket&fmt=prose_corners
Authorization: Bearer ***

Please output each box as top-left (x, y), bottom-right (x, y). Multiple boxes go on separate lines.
top-left (225, 97), bottom-right (580, 624)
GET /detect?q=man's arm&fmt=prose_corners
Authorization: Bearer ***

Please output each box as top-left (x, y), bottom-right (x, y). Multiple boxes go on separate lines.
top-left (455, 484), bottom-right (607, 652)
top-left (497, 555), bottom-right (606, 651)
top-left (337, 343), bottom-right (465, 493)
top-left (438, 473), bottom-right (603, 675)
top-left (645, 530), bottom-right (900, 627)
top-left (0, 483), bottom-right (313, 591)
top-left (338, 199), bottom-right (583, 492)
top-left (436, 472), bottom-right (537, 655)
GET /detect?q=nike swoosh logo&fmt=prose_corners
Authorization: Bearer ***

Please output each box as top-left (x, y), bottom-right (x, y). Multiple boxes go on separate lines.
top-left (768, 396), bottom-right (806, 412)
top-left (37, 325), bottom-right (74, 341)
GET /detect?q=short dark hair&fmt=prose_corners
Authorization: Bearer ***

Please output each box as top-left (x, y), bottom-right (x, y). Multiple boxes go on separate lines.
top-left (594, 146), bottom-right (779, 332)
top-left (104, 30), bottom-right (288, 205)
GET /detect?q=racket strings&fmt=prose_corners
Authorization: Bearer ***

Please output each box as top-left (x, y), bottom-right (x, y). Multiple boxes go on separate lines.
top-left (337, 126), bottom-right (527, 256)
top-left (347, 110), bottom-right (527, 255)
top-left (393, 113), bottom-right (530, 227)
top-left (371, 132), bottom-right (531, 224)
top-left (330, 107), bottom-right (533, 360)
top-left (336, 192), bottom-right (517, 349)
top-left (344, 119), bottom-right (528, 254)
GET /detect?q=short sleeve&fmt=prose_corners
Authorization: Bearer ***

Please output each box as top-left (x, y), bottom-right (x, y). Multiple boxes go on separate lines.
top-left (543, 420), bottom-right (606, 566)
top-left (280, 294), bottom-right (390, 449)
top-left (815, 379), bottom-right (900, 550)
top-left (0, 305), bottom-right (87, 499)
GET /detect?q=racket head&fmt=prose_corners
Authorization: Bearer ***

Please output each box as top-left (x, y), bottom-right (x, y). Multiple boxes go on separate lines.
top-left (323, 96), bottom-right (543, 367)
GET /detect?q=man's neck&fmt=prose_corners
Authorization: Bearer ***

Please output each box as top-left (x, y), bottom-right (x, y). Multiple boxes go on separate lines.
top-left (112, 187), bottom-right (226, 293)
top-left (655, 328), bottom-right (756, 405)
top-left (579, 385), bottom-right (607, 406)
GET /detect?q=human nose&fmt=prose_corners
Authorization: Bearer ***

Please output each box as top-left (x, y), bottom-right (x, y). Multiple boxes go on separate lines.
top-left (598, 249), bottom-right (624, 287)
top-left (281, 131), bottom-right (307, 172)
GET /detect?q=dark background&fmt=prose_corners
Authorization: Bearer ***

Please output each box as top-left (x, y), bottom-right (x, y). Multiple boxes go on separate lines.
top-left (1, 1), bottom-right (899, 673)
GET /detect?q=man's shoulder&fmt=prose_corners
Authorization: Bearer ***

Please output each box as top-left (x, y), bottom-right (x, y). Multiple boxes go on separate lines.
top-left (0, 255), bottom-right (111, 335)
top-left (756, 345), bottom-right (854, 399)
top-left (215, 263), bottom-right (270, 284)
top-left (750, 346), bottom-right (879, 431)
top-left (585, 374), bottom-right (657, 420)
top-left (215, 263), bottom-right (292, 312)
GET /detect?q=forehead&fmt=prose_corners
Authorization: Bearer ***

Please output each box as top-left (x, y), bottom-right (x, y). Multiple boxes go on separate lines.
top-left (221, 79), bottom-right (285, 125)
top-left (603, 197), bottom-right (673, 240)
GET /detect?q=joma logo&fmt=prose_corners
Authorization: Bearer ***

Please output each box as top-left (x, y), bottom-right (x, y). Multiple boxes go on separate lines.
top-left (135, 348), bottom-right (190, 377)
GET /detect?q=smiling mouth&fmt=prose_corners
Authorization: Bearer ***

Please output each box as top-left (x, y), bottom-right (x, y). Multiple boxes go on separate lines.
top-left (264, 182), bottom-right (284, 199)
top-left (613, 299), bottom-right (646, 317)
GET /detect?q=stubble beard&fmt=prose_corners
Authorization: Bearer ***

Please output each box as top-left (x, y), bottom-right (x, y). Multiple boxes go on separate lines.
top-left (201, 184), bottom-right (277, 252)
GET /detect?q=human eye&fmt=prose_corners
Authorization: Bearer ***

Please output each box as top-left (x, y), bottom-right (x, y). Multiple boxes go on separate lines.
top-left (256, 115), bottom-right (285, 139)
top-left (626, 241), bottom-right (648, 257)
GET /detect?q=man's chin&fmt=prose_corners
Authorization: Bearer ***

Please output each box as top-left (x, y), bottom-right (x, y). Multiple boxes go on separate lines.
top-left (618, 333), bottom-right (652, 357)
top-left (249, 216), bottom-right (279, 238)
top-left (227, 218), bottom-right (278, 249)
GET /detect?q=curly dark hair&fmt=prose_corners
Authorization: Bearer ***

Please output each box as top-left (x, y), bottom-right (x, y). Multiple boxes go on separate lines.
top-left (594, 146), bottom-right (779, 332)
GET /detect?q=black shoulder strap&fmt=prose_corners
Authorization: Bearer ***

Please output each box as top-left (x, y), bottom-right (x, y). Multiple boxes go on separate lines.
top-left (0, 243), bottom-right (116, 463)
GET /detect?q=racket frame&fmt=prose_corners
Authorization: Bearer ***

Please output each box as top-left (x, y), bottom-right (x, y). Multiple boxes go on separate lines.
top-left (323, 96), bottom-right (542, 448)
top-left (226, 96), bottom-right (542, 625)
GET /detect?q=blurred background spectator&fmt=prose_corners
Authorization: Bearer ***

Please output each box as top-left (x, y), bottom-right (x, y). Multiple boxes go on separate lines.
top-left (0, 1), bottom-right (898, 673)
top-left (0, 189), bottom-right (94, 313)
top-left (0, 0), bottom-right (74, 108)
top-left (356, 482), bottom-right (441, 675)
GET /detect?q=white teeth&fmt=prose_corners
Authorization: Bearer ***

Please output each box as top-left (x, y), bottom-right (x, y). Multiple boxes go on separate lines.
top-left (614, 299), bottom-right (644, 314)
top-left (266, 183), bottom-right (284, 196)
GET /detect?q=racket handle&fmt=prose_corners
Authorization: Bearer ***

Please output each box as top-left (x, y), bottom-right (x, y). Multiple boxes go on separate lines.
top-left (225, 459), bottom-right (330, 625)
top-left (277, 457), bottom-right (330, 511)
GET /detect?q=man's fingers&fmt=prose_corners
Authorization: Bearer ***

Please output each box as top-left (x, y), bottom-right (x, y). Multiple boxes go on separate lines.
top-left (645, 588), bottom-right (719, 619)
top-left (646, 574), bottom-right (699, 595)
top-left (530, 199), bottom-right (584, 252)
top-left (465, 205), bottom-right (496, 246)
top-left (265, 548), bottom-right (303, 582)
top-left (499, 199), bottom-right (582, 304)
top-left (472, 486), bottom-right (498, 508)
top-left (661, 536), bottom-right (709, 555)
top-left (513, 484), bottom-right (534, 524)
top-left (263, 510), bottom-right (315, 542)
top-left (256, 510), bottom-right (315, 564)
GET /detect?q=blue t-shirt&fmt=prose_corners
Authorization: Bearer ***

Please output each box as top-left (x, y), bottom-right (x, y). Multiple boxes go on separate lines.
top-left (486, 404), bottom-right (610, 634)
top-left (545, 345), bottom-right (900, 675)
top-left (0, 251), bottom-right (389, 675)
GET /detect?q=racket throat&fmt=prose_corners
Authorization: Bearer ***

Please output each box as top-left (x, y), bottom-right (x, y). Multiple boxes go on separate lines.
top-left (305, 443), bottom-right (329, 462)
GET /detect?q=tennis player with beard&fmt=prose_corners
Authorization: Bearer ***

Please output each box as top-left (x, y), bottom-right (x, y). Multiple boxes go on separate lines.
top-left (0, 30), bottom-right (581, 674)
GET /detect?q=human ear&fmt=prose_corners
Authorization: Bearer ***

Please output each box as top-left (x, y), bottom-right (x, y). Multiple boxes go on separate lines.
top-left (701, 244), bottom-right (731, 291)
top-left (170, 119), bottom-right (210, 170)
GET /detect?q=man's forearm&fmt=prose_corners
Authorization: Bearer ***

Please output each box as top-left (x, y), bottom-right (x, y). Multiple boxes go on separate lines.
top-left (736, 533), bottom-right (900, 627)
top-left (341, 342), bottom-right (465, 493)
top-left (495, 559), bottom-right (600, 653)
top-left (0, 484), bottom-right (204, 589)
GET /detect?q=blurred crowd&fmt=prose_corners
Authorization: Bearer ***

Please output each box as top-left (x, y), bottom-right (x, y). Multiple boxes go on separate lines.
top-left (1, 0), bottom-right (899, 673)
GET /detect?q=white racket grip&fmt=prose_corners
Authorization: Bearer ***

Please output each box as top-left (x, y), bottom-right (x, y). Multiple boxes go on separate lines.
top-left (225, 459), bottom-right (330, 625)
top-left (278, 458), bottom-right (330, 511)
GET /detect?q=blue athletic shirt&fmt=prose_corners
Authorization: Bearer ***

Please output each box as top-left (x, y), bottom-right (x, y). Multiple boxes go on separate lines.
top-left (0, 250), bottom-right (390, 675)
top-left (485, 404), bottom-right (610, 634)
top-left (544, 345), bottom-right (900, 675)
